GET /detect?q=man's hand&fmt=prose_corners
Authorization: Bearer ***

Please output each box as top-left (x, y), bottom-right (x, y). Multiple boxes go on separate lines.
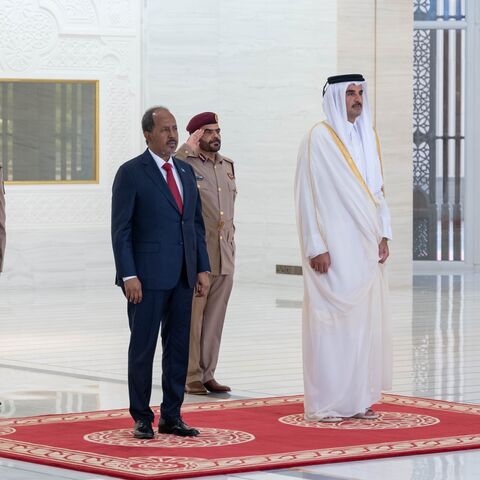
top-left (309, 252), bottom-right (331, 273)
top-left (124, 277), bottom-right (143, 304)
top-left (186, 129), bottom-right (204, 154)
top-left (378, 238), bottom-right (389, 264)
top-left (195, 272), bottom-right (210, 297)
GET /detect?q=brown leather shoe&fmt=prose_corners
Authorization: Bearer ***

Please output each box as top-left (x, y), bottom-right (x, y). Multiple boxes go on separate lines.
top-left (204, 379), bottom-right (231, 393)
top-left (185, 381), bottom-right (208, 395)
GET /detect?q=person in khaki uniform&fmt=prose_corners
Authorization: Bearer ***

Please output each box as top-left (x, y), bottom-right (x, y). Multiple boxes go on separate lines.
top-left (0, 164), bottom-right (5, 273)
top-left (175, 112), bottom-right (236, 395)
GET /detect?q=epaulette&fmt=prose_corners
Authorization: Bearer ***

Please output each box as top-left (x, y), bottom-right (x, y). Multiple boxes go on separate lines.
top-left (222, 156), bottom-right (235, 177)
top-left (175, 144), bottom-right (198, 161)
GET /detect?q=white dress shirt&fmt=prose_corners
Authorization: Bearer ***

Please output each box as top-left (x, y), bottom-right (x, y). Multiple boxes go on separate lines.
top-left (148, 149), bottom-right (184, 200)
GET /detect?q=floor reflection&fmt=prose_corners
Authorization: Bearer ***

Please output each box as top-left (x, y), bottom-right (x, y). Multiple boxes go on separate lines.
top-left (412, 275), bottom-right (478, 403)
top-left (1, 273), bottom-right (480, 479)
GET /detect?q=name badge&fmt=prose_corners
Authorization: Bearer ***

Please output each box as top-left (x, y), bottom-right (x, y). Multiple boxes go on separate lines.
top-left (196, 175), bottom-right (204, 181)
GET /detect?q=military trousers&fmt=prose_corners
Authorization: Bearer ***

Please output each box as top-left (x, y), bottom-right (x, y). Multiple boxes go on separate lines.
top-left (187, 273), bottom-right (234, 384)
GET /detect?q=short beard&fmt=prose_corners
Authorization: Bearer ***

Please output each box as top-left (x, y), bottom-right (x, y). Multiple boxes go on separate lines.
top-left (200, 140), bottom-right (221, 152)
top-left (209, 141), bottom-right (221, 152)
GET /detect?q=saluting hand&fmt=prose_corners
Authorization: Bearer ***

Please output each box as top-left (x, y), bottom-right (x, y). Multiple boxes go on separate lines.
top-left (186, 129), bottom-right (204, 154)
top-left (195, 272), bottom-right (210, 297)
top-left (310, 252), bottom-right (331, 274)
top-left (124, 277), bottom-right (143, 304)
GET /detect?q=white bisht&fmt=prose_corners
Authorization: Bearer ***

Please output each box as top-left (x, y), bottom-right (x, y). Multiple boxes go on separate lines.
top-left (294, 121), bottom-right (392, 420)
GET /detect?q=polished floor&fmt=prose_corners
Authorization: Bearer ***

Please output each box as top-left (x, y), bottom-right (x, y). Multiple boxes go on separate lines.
top-left (1, 272), bottom-right (480, 479)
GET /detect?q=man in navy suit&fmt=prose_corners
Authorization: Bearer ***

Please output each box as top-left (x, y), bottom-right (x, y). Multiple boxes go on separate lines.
top-left (111, 106), bottom-right (211, 439)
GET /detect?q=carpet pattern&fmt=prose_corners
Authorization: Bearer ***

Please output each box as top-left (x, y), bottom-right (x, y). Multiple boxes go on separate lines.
top-left (1, 394), bottom-right (480, 479)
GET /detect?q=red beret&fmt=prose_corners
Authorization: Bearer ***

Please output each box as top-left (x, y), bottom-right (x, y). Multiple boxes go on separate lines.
top-left (186, 112), bottom-right (219, 134)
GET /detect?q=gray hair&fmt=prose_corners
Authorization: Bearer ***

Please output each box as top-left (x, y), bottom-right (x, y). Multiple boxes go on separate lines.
top-left (142, 106), bottom-right (170, 133)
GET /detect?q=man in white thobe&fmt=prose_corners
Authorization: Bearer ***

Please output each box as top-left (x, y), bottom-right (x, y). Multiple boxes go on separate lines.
top-left (294, 74), bottom-right (392, 422)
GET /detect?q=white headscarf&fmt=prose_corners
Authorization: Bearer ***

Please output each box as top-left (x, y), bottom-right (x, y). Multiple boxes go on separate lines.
top-left (322, 81), bottom-right (383, 196)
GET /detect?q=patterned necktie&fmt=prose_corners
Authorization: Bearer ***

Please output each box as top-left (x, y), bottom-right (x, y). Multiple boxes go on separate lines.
top-left (162, 163), bottom-right (183, 214)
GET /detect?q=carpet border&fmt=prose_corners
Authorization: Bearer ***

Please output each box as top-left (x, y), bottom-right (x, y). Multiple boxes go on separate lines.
top-left (1, 434), bottom-right (480, 479)
top-left (1, 393), bottom-right (480, 479)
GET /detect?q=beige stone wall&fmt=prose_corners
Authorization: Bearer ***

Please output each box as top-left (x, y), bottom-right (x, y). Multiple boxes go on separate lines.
top-left (144, 0), bottom-right (338, 287)
top-left (338, 1), bottom-right (413, 288)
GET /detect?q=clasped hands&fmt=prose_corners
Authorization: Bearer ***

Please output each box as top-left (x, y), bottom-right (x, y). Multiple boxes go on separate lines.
top-left (309, 238), bottom-right (389, 274)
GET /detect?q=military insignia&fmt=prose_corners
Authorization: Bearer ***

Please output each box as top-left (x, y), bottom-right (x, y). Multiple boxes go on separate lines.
top-left (227, 173), bottom-right (235, 180)
top-left (196, 175), bottom-right (204, 181)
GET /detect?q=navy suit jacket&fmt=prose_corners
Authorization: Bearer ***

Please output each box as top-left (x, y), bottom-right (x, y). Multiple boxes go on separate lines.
top-left (111, 149), bottom-right (210, 290)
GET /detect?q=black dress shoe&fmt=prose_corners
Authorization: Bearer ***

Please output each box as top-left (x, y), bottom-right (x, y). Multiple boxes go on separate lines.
top-left (158, 417), bottom-right (199, 437)
top-left (133, 420), bottom-right (154, 439)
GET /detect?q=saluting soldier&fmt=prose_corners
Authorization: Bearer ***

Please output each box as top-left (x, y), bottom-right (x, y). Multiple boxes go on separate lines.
top-left (176, 112), bottom-right (236, 395)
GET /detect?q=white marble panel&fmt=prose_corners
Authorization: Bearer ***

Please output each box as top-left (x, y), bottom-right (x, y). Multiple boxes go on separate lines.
top-left (144, 0), bottom-right (337, 285)
top-left (338, 0), bottom-right (413, 289)
top-left (1, 0), bottom-right (143, 230)
top-left (375, 1), bottom-right (414, 289)
top-left (1, 227), bottom-right (114, 288)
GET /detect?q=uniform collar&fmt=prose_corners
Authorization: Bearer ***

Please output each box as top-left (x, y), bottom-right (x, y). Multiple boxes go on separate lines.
top-left (198, 152), bottom-right (223, 164)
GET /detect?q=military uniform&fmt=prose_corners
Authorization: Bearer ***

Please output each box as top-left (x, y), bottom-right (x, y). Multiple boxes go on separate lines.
top-left (175, 143), bottom-right (236, 386)
top-left (0, 164), bottom-right (5, 273)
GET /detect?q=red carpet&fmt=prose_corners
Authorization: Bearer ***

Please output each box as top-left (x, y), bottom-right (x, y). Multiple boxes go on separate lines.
top-left (1, 394), bottom-right (480, 479)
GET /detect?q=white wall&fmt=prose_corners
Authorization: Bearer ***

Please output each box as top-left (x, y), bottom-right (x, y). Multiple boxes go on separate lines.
top-left (1, 0), bottom-right (413, 290)
top-left (1, 0), bottom-right (142, 287)
top-left (144, 0), bottom-right (337, 285)
top-left (144, 0), bottom-right (413, 288)
top-left (338, 0), bottom-right (413, 288)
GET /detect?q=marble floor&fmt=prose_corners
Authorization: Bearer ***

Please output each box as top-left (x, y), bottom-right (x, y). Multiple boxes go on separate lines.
top-left (1, 272), bottom-right (480, 479)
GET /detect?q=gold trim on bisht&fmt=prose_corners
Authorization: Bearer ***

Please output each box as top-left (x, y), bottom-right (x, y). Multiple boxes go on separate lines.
top-left (321, 121), bottom-right (378, 206)
top-left (373, 127), bottom-right (386, 196)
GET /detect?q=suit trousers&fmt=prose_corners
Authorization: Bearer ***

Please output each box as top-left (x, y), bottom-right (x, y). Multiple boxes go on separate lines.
top-left (187, 273), bottom-right (233, 384)
top-left (127, 271), bottom-right (193, 424)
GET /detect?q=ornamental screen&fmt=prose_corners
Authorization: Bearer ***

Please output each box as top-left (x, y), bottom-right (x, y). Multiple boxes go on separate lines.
top-left (0, 80), bottom-right (98, 183)
top-left (413, 0), bottom-right (465, 260)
